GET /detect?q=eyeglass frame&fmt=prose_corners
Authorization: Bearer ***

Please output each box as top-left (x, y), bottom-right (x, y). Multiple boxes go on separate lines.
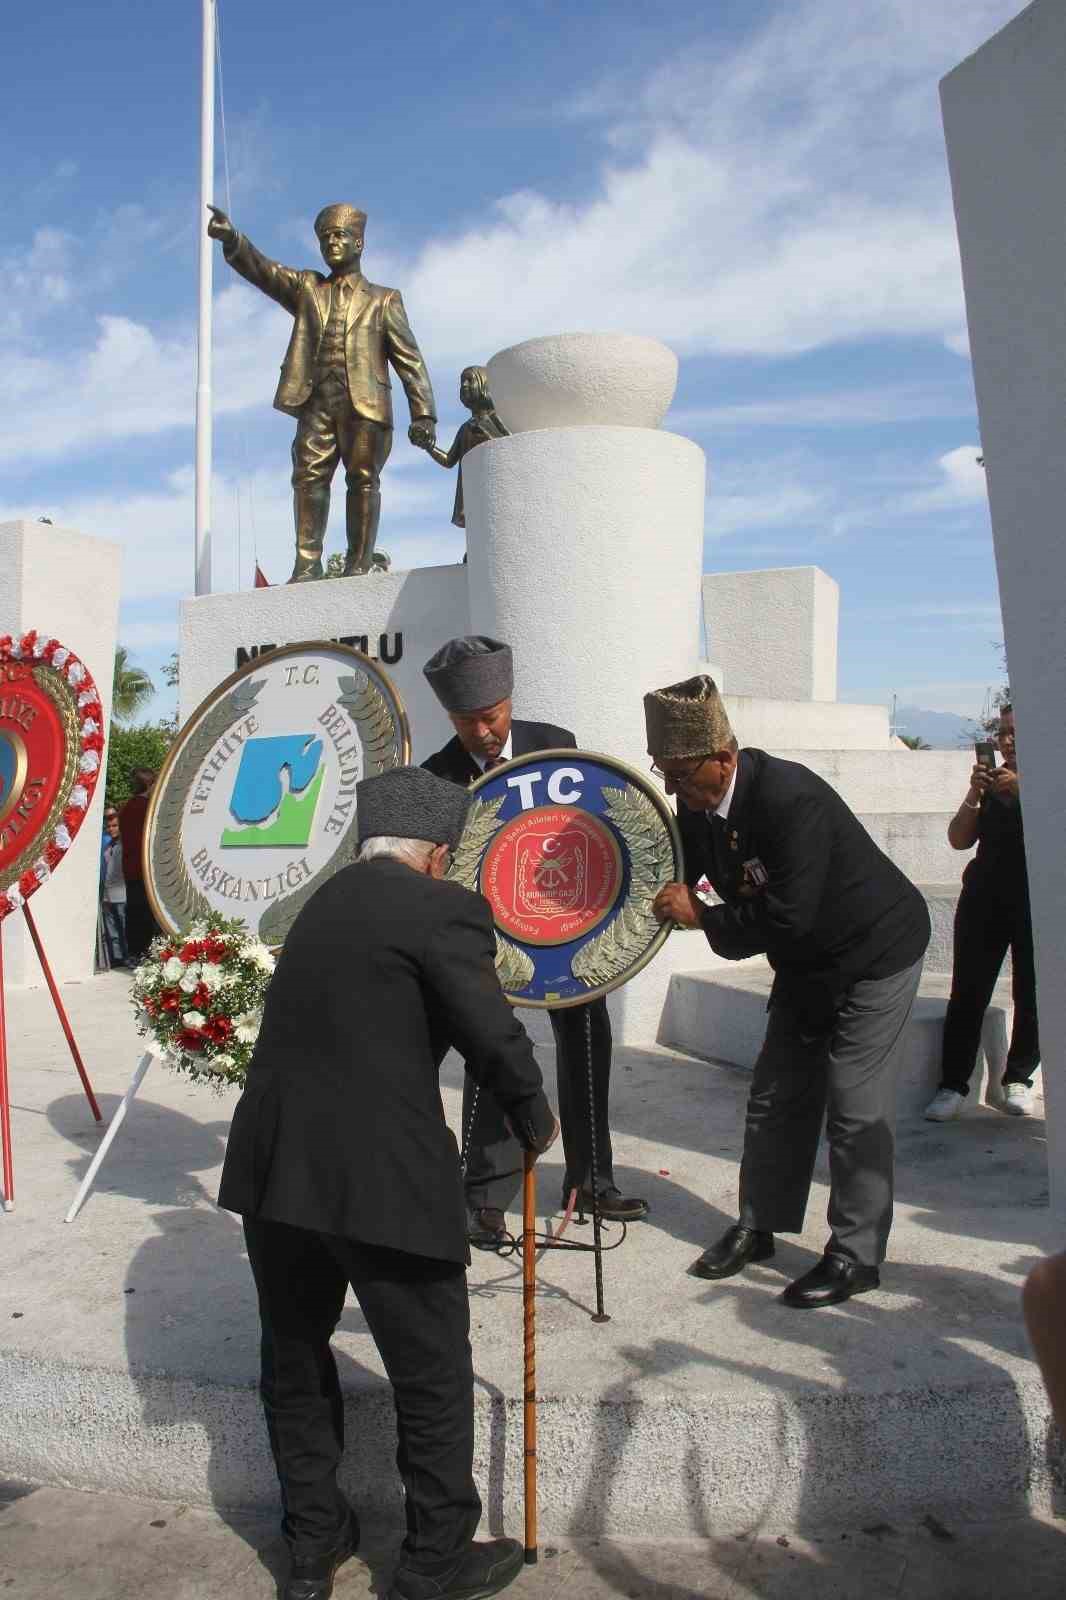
top-left (649, 754), bottom-right (712, 784)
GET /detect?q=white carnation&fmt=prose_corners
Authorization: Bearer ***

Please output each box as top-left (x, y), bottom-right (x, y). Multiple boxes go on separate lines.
top-left (69, 786), bottom-right (88, 810)
top-left (234, 1010), bottom-right (262, 1044)
top-left (162, 956), bottom-right (185, 983)
top-left (198, 964), bottom-right (224, 994)
top-left (66, 661), bottom-right (86, 685)
top-left (250, 943), bottom-right (275, 973)
top-left (178, 971), bottom-right (200, 994)
top-left (182, 1011), bottom-right (206, 1028)
top-left (213, 1053), bottom-right (235, 1071)
top-left (79, 750), bottom-right (100, 773)
top-left (54, 825), bottom-right (72, 851)
top-left (52, 647), bottom-right (70, 668)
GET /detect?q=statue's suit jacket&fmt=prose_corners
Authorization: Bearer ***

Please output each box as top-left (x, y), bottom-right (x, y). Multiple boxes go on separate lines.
top-left (223, 233), bottom-right (436, 426)
top-left (218, 858), bottom-right (552, 1264)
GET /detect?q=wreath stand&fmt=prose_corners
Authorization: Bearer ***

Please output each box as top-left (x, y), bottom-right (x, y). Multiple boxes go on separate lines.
top-left (0, 902), bottom-right (102, 1211)
top-left (64, 1047), bottom-right (162, 1224)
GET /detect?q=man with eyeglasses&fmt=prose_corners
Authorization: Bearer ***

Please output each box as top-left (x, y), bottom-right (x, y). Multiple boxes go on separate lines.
top-left (646, 675), bottom-right (930, 1309)
top-left (422, 634), bottom-right (648, 1247)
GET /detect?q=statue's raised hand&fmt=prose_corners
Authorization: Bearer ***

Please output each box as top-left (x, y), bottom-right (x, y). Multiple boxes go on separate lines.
top-left (206, 204), bottom-right (237, 246)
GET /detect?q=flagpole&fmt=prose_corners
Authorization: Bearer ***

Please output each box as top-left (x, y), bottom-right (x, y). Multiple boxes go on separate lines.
top-left (195, 0), bottom-right (215, 597)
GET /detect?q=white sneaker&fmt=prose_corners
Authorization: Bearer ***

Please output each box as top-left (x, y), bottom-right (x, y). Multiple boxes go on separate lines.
top-left (924, 1088), bottom-right (964, 1122)
top-left (1001, 1082), bottom-right (1034, 1116)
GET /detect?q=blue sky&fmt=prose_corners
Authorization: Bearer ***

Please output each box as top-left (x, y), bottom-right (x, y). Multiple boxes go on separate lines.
top-left (2, 0), bottom-right (1024, 722)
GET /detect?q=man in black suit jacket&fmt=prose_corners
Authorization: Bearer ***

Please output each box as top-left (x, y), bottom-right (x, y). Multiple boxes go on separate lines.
top-left (647, 675), bottom-right (929, 1310)
top-left (219, 766), bottom-right (557, 1600)
top-left (421, 635), bottom-right (648, 1246)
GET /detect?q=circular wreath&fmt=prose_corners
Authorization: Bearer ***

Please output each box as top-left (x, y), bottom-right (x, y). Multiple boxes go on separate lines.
top-left (0, 629), bottom-right (104, 920)
top-left (129, 913), bottom-right (275, 1088)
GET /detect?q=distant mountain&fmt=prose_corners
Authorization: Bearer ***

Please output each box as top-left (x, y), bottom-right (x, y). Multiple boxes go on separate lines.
top-left (893, 705), bottom-right (974, 750)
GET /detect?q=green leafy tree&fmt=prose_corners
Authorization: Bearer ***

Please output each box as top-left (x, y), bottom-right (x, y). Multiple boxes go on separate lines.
top-left (104, 723), bottom-right (171, 810)
top-left (899, 734), bottom-right (931, 750)
top-left (112, 647), bottom-right (155, 724)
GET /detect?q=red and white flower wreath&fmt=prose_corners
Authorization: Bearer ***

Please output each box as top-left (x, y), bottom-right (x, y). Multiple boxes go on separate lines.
top-left (0, 629), bottom-right (104, 921)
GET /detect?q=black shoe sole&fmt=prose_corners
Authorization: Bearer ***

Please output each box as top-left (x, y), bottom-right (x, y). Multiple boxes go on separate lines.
top-left (689, 1244), bottom-right (775, 1280)
top-left (390, 1544), bottom-right (524, 1600)
top-left (285, 1529), bottom-right (359, 1600)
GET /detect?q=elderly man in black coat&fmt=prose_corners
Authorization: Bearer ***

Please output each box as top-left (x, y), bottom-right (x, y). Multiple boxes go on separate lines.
top-left (219, 766), bottom-right (557, 1600)
top-left (421, 634), bottom-right (647, 1247)
top-left (647, 675), bottom-right (930, 1309)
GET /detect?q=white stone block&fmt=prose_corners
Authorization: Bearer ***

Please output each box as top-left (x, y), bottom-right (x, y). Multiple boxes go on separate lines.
top-left (726, 696), bottom-right (891, 750)
top-left (487, 333), bottom-right (678, 433)
top-left (179, 564), bottom-right (470, 764)
top-left (703, 567), bottom-right (839, 701)
top-left (942, 0), bottom-right (1066, 1213)
top-left (0, 521), bottom-right (121, 986)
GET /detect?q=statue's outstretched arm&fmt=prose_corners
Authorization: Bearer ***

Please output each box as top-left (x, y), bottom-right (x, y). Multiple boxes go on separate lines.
top-left (207, 206), bottom-right (304, 315)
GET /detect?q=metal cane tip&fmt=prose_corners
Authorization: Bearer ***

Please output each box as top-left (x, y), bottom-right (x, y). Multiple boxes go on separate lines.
top-left (592, 1312), bottom-right (611, 1324)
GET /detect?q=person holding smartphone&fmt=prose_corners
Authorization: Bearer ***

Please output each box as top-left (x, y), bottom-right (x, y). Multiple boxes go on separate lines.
top-left (925, 705), bottom-right (1041, 1120)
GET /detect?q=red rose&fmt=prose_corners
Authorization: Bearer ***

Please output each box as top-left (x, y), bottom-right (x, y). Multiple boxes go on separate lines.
top-left (19, 870), bottom-right (38, 898)
top-left (39, 638), bottom-right (58, 662)
top-left (202, 937), bottom-right (227, 962)
top-left (0, 895), bottom-right (11, 916)
top-left (203, 1015), bottom-right (233, 1043)
top-left (19, 631), bottom-right (38, 657)
top-left (179, 940), bottom-right (204, 963)
top-left (176, 1027), bottom-right (205, 1052)
top-left (44, 843), bottom-right (63, 870)
top-left (159, 947), bottom-right (175, 961)
top-left (62, 806), bottom-right (83, 832)
top-left (0, 637), bottom-right (11, 656)
top-left (160, 989), bottom-right (181, 1013)
top-left (81, 729), bottom-right (105, 753)
top-left (192, 982), bottom-right (211, 1010)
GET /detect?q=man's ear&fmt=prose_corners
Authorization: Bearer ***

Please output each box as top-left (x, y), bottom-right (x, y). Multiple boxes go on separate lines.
top-left (427, 844), bottom-right (451, 880)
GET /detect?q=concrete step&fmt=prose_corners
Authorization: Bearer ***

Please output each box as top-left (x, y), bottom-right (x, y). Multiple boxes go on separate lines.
top-left (660, 962), bottom-right (1014, 1117)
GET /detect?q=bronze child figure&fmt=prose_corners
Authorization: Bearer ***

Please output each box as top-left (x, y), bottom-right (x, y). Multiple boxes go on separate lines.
top-left (425, 367), bottom-right (509, 529)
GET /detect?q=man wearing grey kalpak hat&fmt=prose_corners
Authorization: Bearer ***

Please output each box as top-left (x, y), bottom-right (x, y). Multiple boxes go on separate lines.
top-left (423, 635), bottom-right (649, 1246)
top-left (646, 675), bottom-right (930, 1309)
top-left (219, 765), bottom-right (557, 1600)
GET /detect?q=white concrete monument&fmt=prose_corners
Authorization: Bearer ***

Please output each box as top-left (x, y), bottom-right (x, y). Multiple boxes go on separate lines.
top-left (942, 0), bottom-right (1066, 1213)
top-left (0, 521), bottom-right (121, 986)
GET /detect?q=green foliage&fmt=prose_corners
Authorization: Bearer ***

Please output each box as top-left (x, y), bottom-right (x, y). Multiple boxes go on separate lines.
top-left (105, 722), bottom-right (172, 809)
top-left (899, 734), bottom-right (931, 750)
top-left (112, 646), bottom-right (155, 723)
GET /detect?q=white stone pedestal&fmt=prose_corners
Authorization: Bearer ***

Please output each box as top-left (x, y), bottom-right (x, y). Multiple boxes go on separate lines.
top-left (942, 0), bottom-right (1066, 1215)
top-left (0, 521), bottom-right (121, 986)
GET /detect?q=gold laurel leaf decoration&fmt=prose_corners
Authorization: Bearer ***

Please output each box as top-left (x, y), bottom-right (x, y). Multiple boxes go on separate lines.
top-left (570, 785), bottom-right (675, 989)
top-left (259, 671), bottom-right (401, 946)
top-left (446, 795), bottom-right (506, 891)
top-left (494, 933), bottom-right (535, 992)
top-left (151, 679), bottom-right (264, 931)
top-left (445, 796), bottom-right (530, 990)
top-left (336, 671), bottom-right (402, 775)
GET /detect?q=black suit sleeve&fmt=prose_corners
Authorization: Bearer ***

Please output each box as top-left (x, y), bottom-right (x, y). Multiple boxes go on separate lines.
top-left (700, 789), bottom-right (833, 963)
top-left (423, 890), bottom-right (555, 1150)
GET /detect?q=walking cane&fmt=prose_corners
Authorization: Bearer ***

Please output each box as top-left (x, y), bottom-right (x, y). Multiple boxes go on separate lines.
top-left (522, 1148), bottom-right (538, 1565)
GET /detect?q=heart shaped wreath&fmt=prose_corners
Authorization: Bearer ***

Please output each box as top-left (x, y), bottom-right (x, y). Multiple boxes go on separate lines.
top-left (0, 629), bottom-right (104, 920)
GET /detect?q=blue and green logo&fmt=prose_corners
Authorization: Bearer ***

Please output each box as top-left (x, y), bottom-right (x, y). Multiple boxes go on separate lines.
top-left (220, 735), bottom-right (324, 849)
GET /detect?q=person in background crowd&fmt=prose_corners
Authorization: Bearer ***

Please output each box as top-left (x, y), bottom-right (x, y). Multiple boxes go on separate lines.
top-left (924, 705), bottom-right (1040, 1121)
top-left (119, 768), bottom-right (160, 963)
top-left (647, 675), bottom-right (930, 1310)
top-left (219, 766), bottom-right (557, 1600)
top-left (100, 807), bottom-right (127, 967)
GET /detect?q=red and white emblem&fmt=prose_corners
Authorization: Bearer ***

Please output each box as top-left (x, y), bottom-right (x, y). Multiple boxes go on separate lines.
top-left (481, 805), bottom-right (623, 947)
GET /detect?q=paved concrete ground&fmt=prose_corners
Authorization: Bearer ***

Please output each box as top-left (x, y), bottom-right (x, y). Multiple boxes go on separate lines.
top-left (0, 971), bottom-right (1060, 1540)
top-left (3, 1481), bottom-right (1066, 1599)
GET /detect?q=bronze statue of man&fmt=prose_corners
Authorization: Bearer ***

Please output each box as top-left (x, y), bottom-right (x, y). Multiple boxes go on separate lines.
top-left (207, 203), bottom-right (437, 582)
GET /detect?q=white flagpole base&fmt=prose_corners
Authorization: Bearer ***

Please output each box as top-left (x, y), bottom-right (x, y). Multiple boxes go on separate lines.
top-left (64, 1052), bottom-right (157, 1223)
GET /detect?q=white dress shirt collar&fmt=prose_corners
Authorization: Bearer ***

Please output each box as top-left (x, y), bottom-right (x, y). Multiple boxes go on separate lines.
top-left (473, 730), bottom-right (513, 772)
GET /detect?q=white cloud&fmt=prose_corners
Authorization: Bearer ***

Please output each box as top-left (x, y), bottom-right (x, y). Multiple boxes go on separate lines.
top-left (900, 443), bottom-right (988, 511)
top-left (705, 485), bottom-right (824, 541)
top-left (673, 380), bottom-right (976, 430)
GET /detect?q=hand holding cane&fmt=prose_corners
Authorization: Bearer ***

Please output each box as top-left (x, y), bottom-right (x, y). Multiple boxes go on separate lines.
top-left (522, 1148), bottom-right (538, 1565)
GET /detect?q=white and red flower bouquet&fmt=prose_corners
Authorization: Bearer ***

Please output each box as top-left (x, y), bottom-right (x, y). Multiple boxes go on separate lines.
top-left (129, 914), bottom-right (274, 1088)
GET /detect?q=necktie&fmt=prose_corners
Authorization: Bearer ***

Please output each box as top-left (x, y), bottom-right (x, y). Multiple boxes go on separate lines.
top-left (484, 755), bottom-right (505, 771)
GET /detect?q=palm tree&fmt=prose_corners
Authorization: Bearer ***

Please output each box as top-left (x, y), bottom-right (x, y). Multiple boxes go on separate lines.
top-left (112, 647), bottom-right (155, 724)
top-left (899, 733), bottom-right (931, 750)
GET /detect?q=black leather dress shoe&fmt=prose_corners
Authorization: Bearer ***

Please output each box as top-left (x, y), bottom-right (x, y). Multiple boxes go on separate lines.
top-left (284, 1509), bottom-right (360, 1600)
top-left (782, 1253), bottom-right (880, 1309)
top-left (570, 1184), bottom-right (649, 1221)
top-left (389, 1536), bottom-right (524, 1600)
top-left (689, 1223), bottom-right (775, 1280)
top-left (467, 1207), bottom-right (508, 1249)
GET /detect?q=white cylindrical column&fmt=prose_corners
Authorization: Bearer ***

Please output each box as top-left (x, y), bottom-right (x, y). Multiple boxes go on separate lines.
top-left (462, 335), bottom-right (707, 1043)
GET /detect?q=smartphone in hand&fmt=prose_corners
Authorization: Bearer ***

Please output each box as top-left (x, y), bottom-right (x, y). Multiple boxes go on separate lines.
top-left (974, 739), bottom-right (997, 770)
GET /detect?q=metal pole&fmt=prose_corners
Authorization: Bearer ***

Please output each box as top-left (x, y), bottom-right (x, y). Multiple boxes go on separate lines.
top-left (0, 928), bottom-right (13, 1211)
top-left (23, 903), bottom-right (101, 1122)
top-left (522, 1150), bottom-right (538, 1565)
top-left (194, 0), bottom-right (215, 597)
top-left (583, 1006), bottom-right (610, 1323)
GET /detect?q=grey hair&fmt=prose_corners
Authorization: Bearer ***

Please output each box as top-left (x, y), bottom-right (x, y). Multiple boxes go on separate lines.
top-left (357, 835), bottom-right (437, 869)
